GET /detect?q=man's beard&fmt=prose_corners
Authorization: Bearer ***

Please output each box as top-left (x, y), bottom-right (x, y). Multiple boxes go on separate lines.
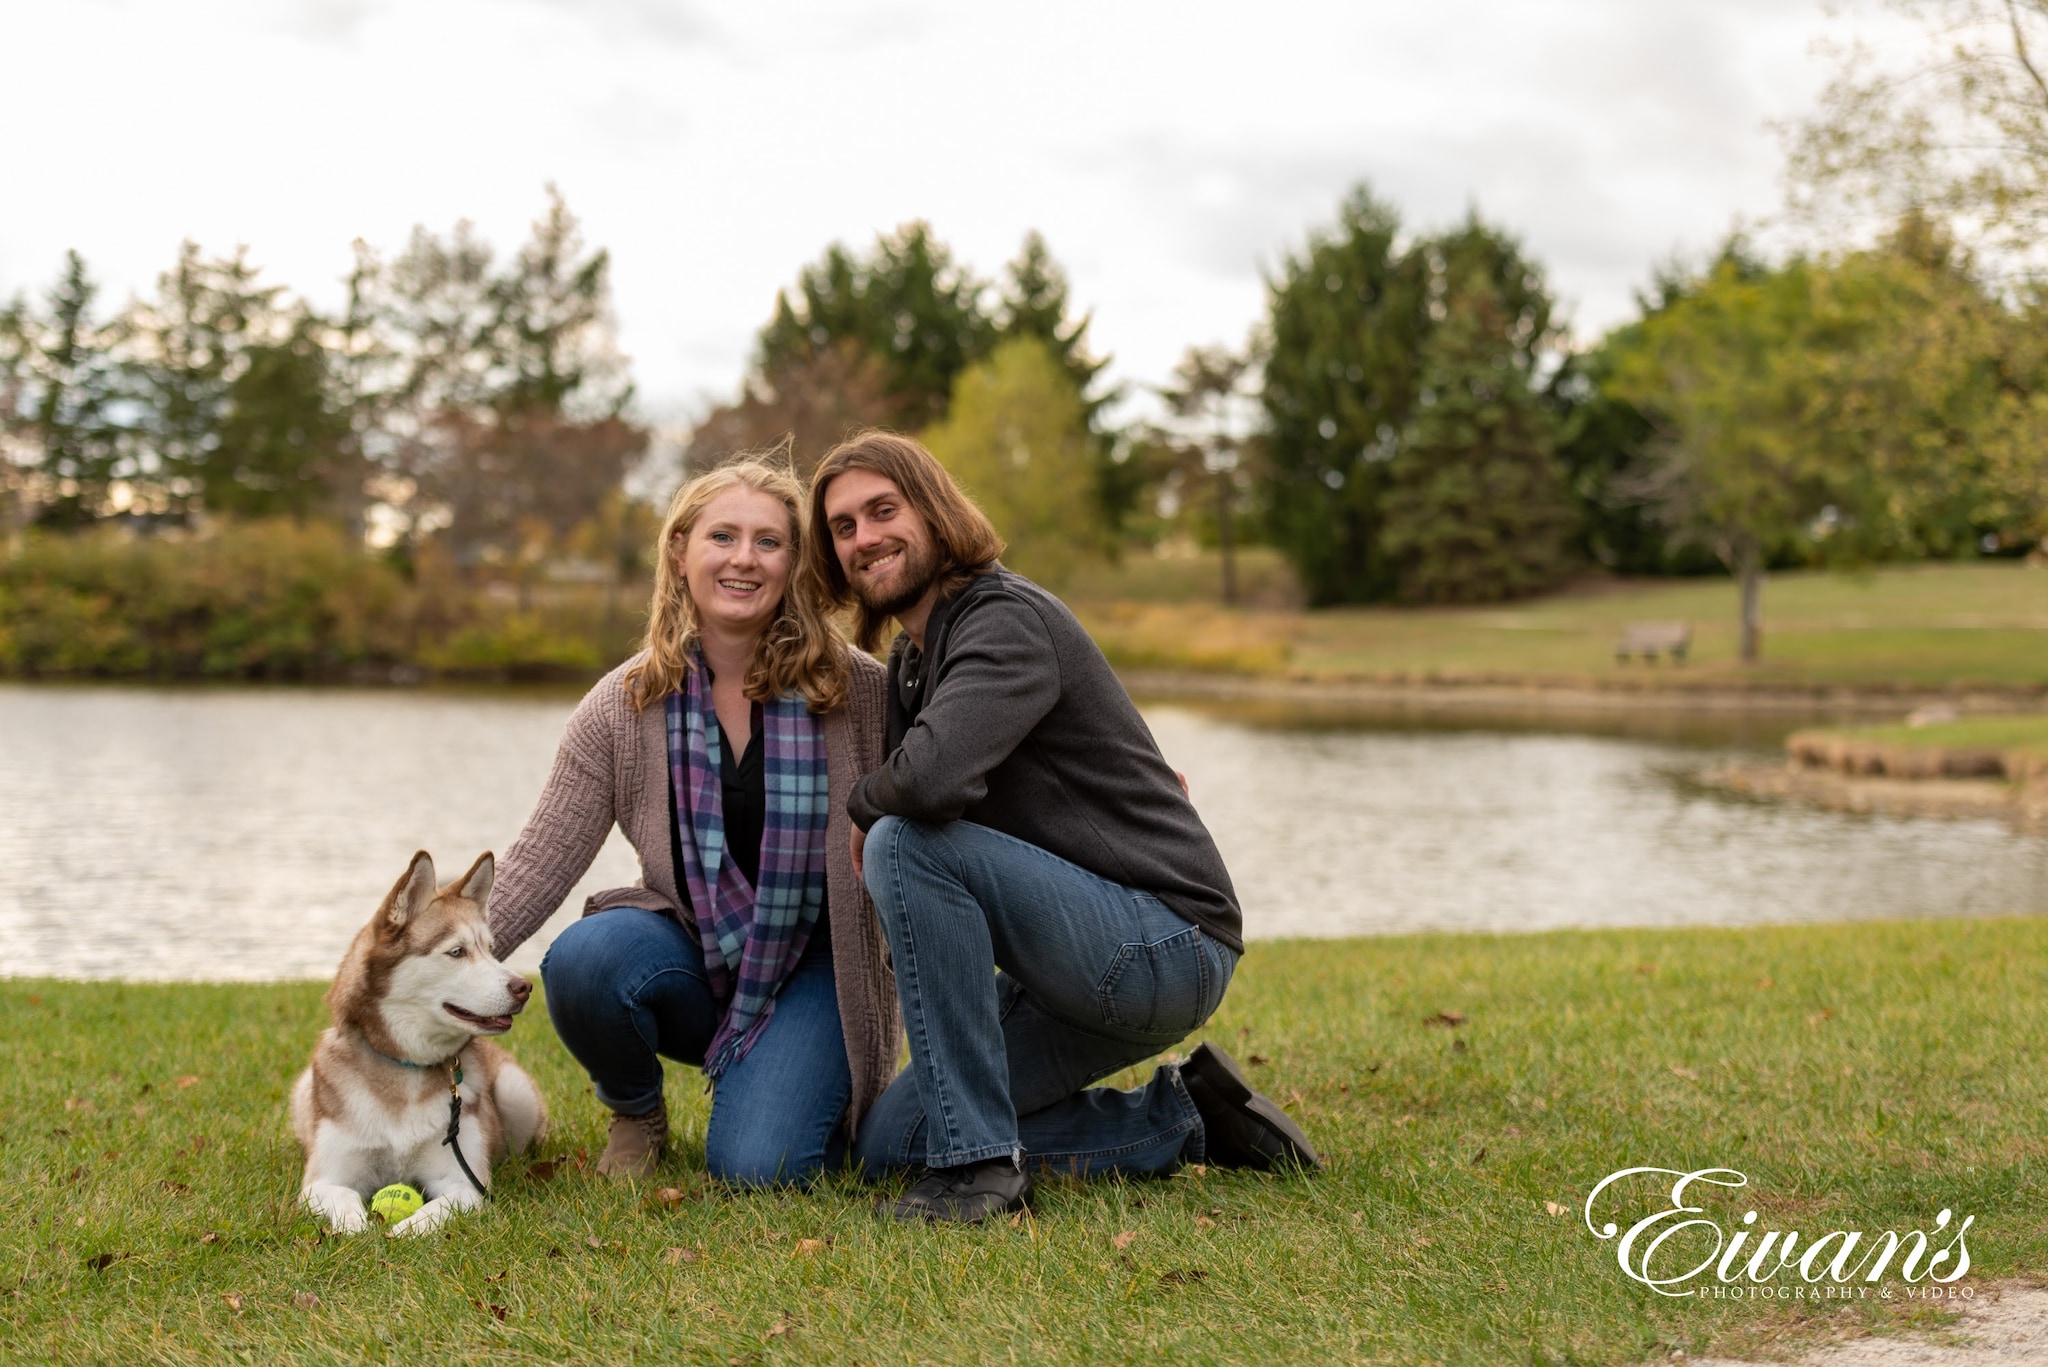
top-left (852, 538), bottom-right (941, 620)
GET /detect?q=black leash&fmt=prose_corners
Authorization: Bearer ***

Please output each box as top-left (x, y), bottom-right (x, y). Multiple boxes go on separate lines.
top-left (442, 1063), bottom-right (493, 1202)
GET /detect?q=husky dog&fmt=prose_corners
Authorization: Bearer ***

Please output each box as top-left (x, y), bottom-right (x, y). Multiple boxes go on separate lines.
top-left (291, 850), bottom-right (546, 1236)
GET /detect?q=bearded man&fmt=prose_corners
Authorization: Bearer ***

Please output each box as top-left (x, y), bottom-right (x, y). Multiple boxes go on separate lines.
top-left (806, 430), bottom-right (1317, 1224)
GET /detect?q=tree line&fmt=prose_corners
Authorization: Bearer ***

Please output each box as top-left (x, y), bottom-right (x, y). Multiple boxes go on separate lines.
top-left (4, 0), bottom-right (2045, 675)
top-left (0, 188), bottom-right (645, 584)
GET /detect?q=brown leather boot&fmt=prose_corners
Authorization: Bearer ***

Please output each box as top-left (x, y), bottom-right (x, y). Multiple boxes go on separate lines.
top-left (595, 1101), bottom-right (667, 1178)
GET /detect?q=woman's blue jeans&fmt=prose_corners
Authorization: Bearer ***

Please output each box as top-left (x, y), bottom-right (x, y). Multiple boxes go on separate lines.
top-left (851, 817), bottom-right (1237, 1179)
top-left (539, 907), bottom-right (851, 1187)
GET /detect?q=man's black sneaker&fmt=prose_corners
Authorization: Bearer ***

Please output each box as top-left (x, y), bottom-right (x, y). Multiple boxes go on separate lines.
top-left (878, 1157), bottom-right (1033, 1224)
top-left (1180, 1041), bottom-right (1322, 1172)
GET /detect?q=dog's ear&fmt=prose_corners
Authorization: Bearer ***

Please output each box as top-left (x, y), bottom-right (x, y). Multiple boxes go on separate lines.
top-left (455, 851), bottom-right (494, 909)
top-left (378, 851), bottom-right (437, 933)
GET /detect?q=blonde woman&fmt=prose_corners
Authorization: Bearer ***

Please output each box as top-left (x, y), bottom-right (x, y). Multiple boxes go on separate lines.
top-left (484, 457), bottom-right (894, 1185)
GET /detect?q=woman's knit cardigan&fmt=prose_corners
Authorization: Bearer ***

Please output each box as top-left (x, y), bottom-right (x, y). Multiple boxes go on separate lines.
top-left (486, 648), bottom-right (899, 1134)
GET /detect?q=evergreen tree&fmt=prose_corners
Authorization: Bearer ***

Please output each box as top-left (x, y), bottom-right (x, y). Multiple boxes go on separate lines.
top-left (21, 253), bottom-right (127, 528)
top-left (486, 185), bottom-right (632, 419)
top-left (1380, 263), bottom-right (1577, 602)
top-left (997, 231), bottom-right (1110, 406)
top-left (211, 318), bottom-right (357, 523)
top-left (128, 242), bottom-right (284, 515)
top-left (1257, 185), bottom-right (1426, 605)
top-left (757, 222), bottom-right (996, 428)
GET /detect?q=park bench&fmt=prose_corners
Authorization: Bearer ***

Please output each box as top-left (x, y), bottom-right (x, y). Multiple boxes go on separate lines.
top-left (1613, 621), bottom-right (1692, 664)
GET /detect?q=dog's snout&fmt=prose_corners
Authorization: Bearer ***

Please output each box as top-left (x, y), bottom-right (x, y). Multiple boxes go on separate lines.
top-left (508, 975), bottom-right (533, 1005)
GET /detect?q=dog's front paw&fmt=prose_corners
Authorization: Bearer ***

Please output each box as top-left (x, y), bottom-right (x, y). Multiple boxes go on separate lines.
top-left (303, 1184), bottom-right (371, 1234)
top-left (387, 1197), bottom-right (453, 1239)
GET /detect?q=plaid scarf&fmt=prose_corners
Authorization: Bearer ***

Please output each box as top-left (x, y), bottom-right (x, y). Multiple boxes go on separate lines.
top-left (666, 654), bottom-right (828, 1081)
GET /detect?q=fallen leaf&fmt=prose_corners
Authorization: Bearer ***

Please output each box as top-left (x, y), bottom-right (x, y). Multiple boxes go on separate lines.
top-left (1194, 1215), bottom-right (1216, 1230)
top-left (547, 1246), bottom-right (564, 1259)
top-left (651, 1187), bottom-right (686, 1209)
top-left (1366, 1062), bottom-right (1382, 1074)
top-left (26, 994), bottom-right (41, 1005)
top-left (66, 1166), bottom-right (84, 1182)
top-left (1182, 1163), bottom-right (1209, 1178)
top-left (1111, 1231), bottom-right (1136, 1251)
top-left (1669, 1065), bottom-right (1699, 1082)
top-left (586, 1236), bottom-right (605, 1250)
top-left (1006, 1211), bottom-right (1026, 1229)
top-left (1544, 1201), bottom-right (1568, 1217)
top-left (1810, 1008), bottom-right (1835, 1025)
top-left (1504, 1125), bottom-right (1521, 1138)
top-left (1757, 978), bottom-right (1774, 990)
top-left (1283, 1088), bottom-right (1307, 1106)
top-left (220, 1292), bottom-right (244, 1312)
top-left (662, 1246), bottom-right (703, 1265)
top-left (471, 1299), bottom-right (507, 1322)
top-left (199, 1232), bottom-right (221, 1245)
top-left (1396, 1114), bottom-right (1416, 1126)
top-left (793, 1238), bottom-right (828, 1256)
top-left (85, 1252), bottom-right (125, 1272)
top-left (176, 1076), bottom-right (200, 1089)
top-left (1470, 1147), bottom-right (1487, 1164)
top-left (188, 1136), bottom-right (210, 1153)
top-left (1636, 963), bottom-right (1658, 975)
top-left (526, 1158), bottom-right (562, 1181)
top-left (1452, 1039), bottom-right (1469, 1053)
top-left (160, 1180), bottom-right (191, 1196)
top-left (63, 1098), bottom-right (87, 1112)
top-left (764, 1314), bottom-right (797, 1341)
top-left (484, 1269), bottom-right (507, 1283)
top-left (1246, 1054), bottom-right (1270, 1066)
top-left (292, 1292), bottom-right (322, 1310)
top-left (1158, 1268), bottom-right (1207, 1287)
top-left (1414, 1236), bottom-right (1433, 1248)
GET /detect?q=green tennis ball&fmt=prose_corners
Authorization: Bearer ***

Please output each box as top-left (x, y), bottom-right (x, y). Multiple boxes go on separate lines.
top-left (369, 1183), bottom-right (424, 1224)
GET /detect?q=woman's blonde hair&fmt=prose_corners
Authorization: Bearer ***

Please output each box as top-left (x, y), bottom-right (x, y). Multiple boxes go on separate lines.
top-left (623, 454), bottom-right (849, 714)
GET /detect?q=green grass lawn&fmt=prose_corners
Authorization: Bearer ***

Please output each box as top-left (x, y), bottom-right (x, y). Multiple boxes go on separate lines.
top-left (1830, 715), bottom-right (2048, 756)
top-left (1068, 557), bottom-right (2048, 690)
top-left (5, 920), bottom-right (2044, 1365)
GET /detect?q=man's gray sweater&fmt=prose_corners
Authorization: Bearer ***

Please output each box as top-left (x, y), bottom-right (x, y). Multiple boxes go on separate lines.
top-left (848, 566), bottom-right (1243, 953)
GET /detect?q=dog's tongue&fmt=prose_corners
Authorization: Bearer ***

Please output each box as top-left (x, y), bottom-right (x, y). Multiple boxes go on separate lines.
top-left (445, 1003), bottom-right (513, 1032)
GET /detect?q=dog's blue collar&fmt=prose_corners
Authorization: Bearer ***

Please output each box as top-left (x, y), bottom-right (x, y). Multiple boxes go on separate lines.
top-left (362, 1039), bottom-right (458, 1071)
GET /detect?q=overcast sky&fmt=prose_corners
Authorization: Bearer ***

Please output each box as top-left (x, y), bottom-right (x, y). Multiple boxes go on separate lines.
top-left (4, 0), bottom-right (1871, 422)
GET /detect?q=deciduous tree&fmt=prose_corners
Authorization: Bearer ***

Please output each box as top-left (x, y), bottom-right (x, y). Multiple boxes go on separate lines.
top-left (923, 337), bottom-right (1106, 588)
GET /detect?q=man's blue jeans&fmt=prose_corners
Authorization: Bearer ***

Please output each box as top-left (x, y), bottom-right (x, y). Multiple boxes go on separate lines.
top-left (851, 817), bottom-right (1236, 1177)
top-left (539, 907), bottom-right (852, 1187)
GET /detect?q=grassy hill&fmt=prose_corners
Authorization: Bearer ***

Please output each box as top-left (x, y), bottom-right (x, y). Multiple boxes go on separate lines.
top-left (1067, 554), bottom-right (2048, 691)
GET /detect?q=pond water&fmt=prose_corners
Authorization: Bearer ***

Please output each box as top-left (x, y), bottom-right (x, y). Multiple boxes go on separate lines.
top-left (1, 683), bottom-right (2042, 981)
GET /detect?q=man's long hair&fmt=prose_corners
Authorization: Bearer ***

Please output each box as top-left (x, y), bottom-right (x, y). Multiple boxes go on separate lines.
top-left (623, 453), bottom-right (850, 714)
top-left (807, 430), bottom-right (1005, 652)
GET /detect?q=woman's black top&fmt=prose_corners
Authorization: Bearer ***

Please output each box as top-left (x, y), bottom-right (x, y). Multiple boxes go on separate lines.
top-left (667, 699), bottom-right (829, 938)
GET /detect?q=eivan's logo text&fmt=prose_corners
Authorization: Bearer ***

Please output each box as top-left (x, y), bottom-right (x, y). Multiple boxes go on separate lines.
top-left (1584, 1167), bottom-right (1973, 1298)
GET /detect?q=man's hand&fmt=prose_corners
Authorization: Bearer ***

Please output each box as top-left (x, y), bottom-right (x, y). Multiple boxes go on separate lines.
top-left (850, 823), bottom-right (866, 884)
top-left (1176, 770), bottom-right (1190, 798)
